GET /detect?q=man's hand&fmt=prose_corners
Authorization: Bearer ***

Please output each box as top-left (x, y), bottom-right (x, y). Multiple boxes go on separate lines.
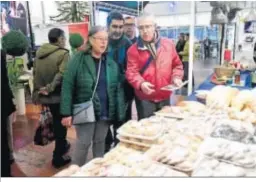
top-left (141, 82), bottom-right (155, 95)
top-left (61, 117), bottom-right (72, 128)
top-left (38, 87), bottom-right (49, 95)
top-left (173, 78), bottom-right (183, 87)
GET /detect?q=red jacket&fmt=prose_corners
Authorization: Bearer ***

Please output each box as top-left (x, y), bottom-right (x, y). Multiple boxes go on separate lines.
top-left (126, 37), bottom-right (184, 102)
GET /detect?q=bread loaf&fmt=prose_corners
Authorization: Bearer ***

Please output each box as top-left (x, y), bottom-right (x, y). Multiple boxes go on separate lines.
top-left (206, 86), bottom-right (239, 109)
top-left (231, 90), bottom-right (254, 111)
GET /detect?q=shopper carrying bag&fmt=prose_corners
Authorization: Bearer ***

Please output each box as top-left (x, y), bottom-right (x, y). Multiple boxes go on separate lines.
top-left (60, 26), bottom-right (125, 166)
top-left (72, 59), bottom-right (101, 125)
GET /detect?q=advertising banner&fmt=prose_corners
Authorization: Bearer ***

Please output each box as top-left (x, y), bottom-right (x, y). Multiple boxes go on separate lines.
top-left (1, 1), bottom-right (28, 37)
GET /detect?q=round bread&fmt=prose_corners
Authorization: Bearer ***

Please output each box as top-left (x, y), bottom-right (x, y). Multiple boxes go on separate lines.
top-left (231, 90), bottom-right (254, 111)
top-left (207, 86), bottom-right (239, 109)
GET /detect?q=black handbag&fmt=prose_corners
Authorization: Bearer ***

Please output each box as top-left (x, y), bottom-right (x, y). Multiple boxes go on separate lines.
top-left (34, 106), bottom-right (55, 146)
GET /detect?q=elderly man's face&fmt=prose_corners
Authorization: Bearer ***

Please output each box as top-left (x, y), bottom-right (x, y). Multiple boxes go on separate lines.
top-left (109, 19), bottom-right (124, 40)
top-left (138, 18), bottom-right (156, 42)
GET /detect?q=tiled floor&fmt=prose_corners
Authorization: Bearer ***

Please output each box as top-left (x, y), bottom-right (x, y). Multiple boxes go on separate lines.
top-left (11, 105), bottom-right (76, 177)
top-left (10, 57), bottom-right (218, 177)
top-left (12, 103), bottom-right (138, 177)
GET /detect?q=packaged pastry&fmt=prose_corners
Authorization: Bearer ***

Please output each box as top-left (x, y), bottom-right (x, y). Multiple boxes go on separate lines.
top-left (117, 120), bottom-right (163, 140)
top-left (198, 137), bottom-right (256, 168)
top-left (192, 156), bottom-right (255, 177)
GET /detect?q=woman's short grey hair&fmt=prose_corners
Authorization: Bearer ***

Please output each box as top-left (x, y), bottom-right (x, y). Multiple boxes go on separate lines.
top-left (137, 13), bottom-right (156, 25)
top-left (88, 25), bottom-right (107, 37)
top-left (85, 26), bottom-right (107, 53)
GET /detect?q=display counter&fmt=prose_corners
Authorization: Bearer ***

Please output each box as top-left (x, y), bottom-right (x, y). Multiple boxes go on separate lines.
top-left (55, 86), bottom-right (256, 177)
top-left (187, 71), bottom-right (252, 101)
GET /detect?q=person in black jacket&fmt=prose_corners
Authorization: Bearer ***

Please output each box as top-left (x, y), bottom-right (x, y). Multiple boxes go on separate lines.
top-left (124, 16), bottom-right (137, 44)
top-left (203, 37), bottom-right (211, 59)
top-left (1, 30), bottom-right (28, 177)
top-left (253, 42), bottom-right (256, 64)
top-left (1, 50), bottom-right (16, 177)
top-left (105, 11), bottom-right (132, 152)
top-left (176, 33), bottom-right (185, 60)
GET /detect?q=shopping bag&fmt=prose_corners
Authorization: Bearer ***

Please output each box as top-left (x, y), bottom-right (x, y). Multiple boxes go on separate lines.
top-left (34, 106), bottom-right (55, 146)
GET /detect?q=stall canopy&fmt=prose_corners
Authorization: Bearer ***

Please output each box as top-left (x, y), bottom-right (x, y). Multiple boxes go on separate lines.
top-left (101, 1), bottom-right (148, 10)
top-left (96, 1), bottom-right (149, 16)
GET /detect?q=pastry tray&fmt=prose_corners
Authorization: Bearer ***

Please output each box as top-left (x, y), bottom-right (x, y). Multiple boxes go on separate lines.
top-left (198, 137), bottom-right (256, 169)
top-left (154, 112), bottom-right (187, 119)
top-left (117, 121), bottom-right (164, 141)
top-left (117, 135), bottom-right (152, 148)
top-left (144, 147), bottom-right (195, 173)
top-left (192, 155), bottom-right (256, 177)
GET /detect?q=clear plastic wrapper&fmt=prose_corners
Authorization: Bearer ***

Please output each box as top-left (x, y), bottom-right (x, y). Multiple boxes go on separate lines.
top-left (198, 137), bottom-right (256, 168)
top-left (117, 120), bottom-right (164, 141)
top-left (192, 156), bottom-right (256, 177)
top-left (210, 122), bottom-right (256, 144)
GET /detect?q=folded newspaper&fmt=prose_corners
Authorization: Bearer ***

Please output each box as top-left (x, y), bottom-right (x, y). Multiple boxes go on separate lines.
top-left (161, 81), bottom-right (188, 91)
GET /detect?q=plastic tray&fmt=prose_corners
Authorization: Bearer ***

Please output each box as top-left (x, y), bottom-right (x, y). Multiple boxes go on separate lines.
top-left (117, 135), bottom-right (152, 148)
top-left (117, 122), bottom-right (164, 141)
top-left (192, 156), bottom-right (256, 177)
top-left (198, 137), bottom-right (256, 169)
top-left (144, 145), bottom-right (195, 173)
top-left (154, 112), bottom-right (187, 119)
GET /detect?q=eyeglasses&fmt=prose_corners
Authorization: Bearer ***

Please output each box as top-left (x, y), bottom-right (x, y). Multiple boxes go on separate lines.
top-left (138, 25), bottom-right (154, 31)
top-left (92, 37), bottom-right (108, 42)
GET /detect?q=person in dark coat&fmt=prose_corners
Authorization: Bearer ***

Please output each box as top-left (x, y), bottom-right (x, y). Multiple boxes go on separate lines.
top-left (33, 28), bottom-right (71, 168)
top-left (1, 50), bottom-right (16, 177)
top-left (253, 42), bottom-right (256, 64)
top-left (1, 30), bottom-right (28, 177)
top-left (105, 11), bottom-right (132, 152)
top-left (203, 37), bottom-right (211, 59)
top-left (176, 33), bottom-right (186, 60)
top-left (124, 16), bottom-right (137, 44)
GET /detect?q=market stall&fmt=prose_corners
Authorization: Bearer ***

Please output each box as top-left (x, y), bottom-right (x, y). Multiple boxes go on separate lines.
top-left (55, 85), bottom-right (256, 177)
top-left (54, 1), bottom-right (256, 177)
top-left (187, 70), bottom-right (253, 101)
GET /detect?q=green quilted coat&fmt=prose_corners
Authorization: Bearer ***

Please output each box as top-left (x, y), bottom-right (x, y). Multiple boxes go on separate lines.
top-left (60, 52), bottom-right (126, 122)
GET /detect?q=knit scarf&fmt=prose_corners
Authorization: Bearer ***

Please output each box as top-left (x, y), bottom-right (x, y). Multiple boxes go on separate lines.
top-left (142, 31), bottom-right (160, 60)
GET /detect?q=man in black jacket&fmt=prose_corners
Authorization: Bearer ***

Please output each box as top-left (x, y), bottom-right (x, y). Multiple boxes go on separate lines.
top-left (203, 37), bottom-right (211, 59)
top-left (1, 50), bottom-right (16, 177)
top-left (1, 30), bottom-right (29, 177)
top-left (176, 33), bottom-right (185, 60)
top-left (253, 42), bottom-right (256, 64)
top-left (124, 16), bottom-right (137, 44)
top-left (105, 11), bottom-right (132, 152)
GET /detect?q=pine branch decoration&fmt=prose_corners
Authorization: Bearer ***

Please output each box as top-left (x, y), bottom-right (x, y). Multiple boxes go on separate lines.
top-left (50, 1), bottom-right (90, 23)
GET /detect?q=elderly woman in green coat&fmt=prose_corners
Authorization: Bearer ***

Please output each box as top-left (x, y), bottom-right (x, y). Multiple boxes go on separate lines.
top-left (60, 26), bottom-right (126, 166)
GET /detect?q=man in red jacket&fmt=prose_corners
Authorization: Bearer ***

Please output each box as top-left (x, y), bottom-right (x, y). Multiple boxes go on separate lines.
top-left (126, 14), bottom-right (184, 120)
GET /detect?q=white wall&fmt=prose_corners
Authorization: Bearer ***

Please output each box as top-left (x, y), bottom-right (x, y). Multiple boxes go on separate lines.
top-left (144, 1), bottom-right (212, 16)
top-left (155, 12), bottom-right (211, 27)
top-left (144, 1), bottom-right (212, 27)
top-left (29, 1), bottom-right (58, 25)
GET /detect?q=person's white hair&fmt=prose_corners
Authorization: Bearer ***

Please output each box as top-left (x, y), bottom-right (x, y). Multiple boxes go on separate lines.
top-left (137, 13), bottom-right (156, 25)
